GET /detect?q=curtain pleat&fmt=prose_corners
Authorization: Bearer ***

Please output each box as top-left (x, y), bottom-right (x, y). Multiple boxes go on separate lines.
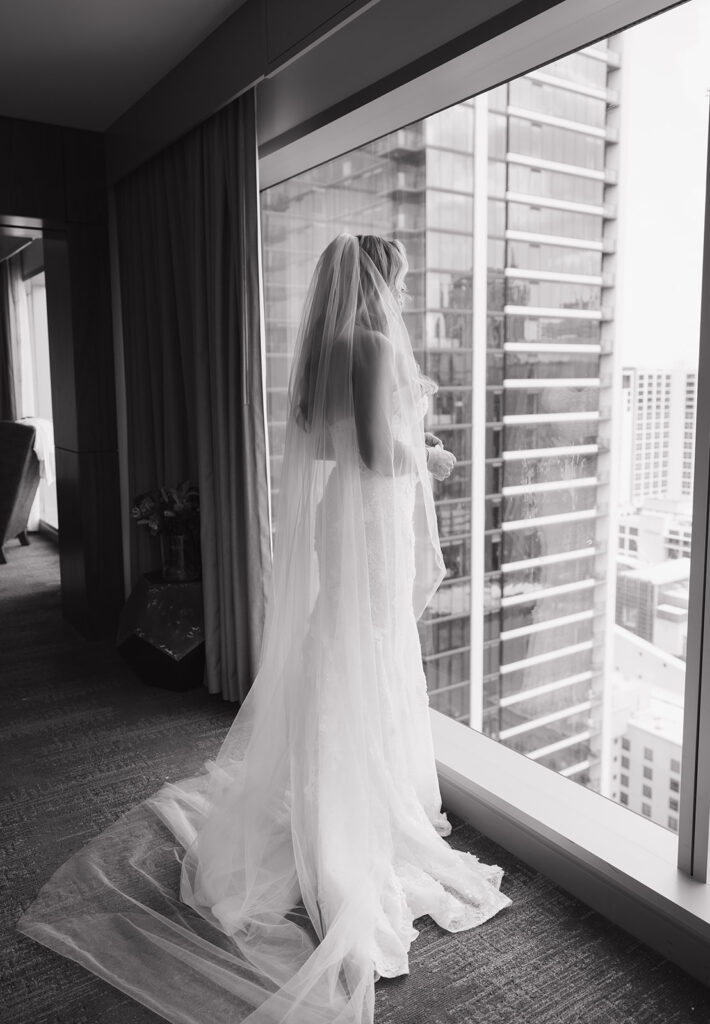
top-left (115, 90), bottom-right (270, 703)
top-left (0, 261), bottom-right (17, 421)
top-left (0, 258), bottom-right (27, 422)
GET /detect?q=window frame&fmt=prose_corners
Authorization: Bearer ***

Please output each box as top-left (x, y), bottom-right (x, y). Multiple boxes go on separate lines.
top-left (681, 92), bottom-right (710, 884)
top-left (256, 0), bottom-right (710, 986)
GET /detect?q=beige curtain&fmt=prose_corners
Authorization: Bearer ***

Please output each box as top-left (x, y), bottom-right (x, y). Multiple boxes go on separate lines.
top-left (115, 89), bottom-right (271, 703)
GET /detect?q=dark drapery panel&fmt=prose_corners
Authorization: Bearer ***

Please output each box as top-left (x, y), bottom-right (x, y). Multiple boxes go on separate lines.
top-left (115, 90), bottom-right (271, 703)
top-left (0, 261), bottom-right (18, 421)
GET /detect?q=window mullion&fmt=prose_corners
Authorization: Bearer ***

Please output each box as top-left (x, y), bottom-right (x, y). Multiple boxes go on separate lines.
top-left (678, 102), bottom-right (710, 882)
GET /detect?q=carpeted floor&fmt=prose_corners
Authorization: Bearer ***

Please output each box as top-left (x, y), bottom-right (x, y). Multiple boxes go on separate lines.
top-left (2, 533), bottom-right (709, 1024)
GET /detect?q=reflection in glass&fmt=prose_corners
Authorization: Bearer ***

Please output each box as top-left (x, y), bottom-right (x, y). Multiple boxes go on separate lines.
top-left (508, 239), bottom-right (603, 275)
top-left (509, 117), bottom-right (605, 169)
top-left (509, 76), bottom-right (607, 126)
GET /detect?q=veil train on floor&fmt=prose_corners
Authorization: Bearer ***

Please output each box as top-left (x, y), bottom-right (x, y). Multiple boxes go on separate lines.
top-left (16, 233), bottom-right (511, 1024)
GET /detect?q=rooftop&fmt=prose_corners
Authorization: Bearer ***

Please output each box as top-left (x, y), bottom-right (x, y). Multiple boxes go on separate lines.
top-left (627, 688), bottom-right (684, 747)
top-left (621, 558), bottom-right (691, 585)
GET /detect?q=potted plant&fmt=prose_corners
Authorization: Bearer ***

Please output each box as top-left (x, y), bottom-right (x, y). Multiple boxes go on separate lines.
top-left (131, 480), bottom-right (201, 582)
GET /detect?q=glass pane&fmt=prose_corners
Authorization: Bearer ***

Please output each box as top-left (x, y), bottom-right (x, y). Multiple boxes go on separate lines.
top-left (260, 0), bottom-right (710, 836)
top-left (509, 77), bottom-right (607, 127)
top-left (427, 149), bottom-right (473, 192)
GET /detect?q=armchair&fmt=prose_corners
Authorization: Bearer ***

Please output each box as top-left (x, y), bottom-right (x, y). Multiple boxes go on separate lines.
top-left (0, 421), bottom-right (41, 564)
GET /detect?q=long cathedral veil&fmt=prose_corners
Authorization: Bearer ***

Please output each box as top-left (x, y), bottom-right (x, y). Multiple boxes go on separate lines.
top-left (16, 234), bottom-right (507, 1024)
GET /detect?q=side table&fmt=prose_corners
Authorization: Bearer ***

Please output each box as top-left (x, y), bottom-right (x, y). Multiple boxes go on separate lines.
top-left (116, 572), bottom-right (205, 691)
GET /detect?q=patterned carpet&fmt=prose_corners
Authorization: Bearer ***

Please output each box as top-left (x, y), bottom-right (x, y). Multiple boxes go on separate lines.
top-left (2, 533), bottom-right (709, 1024)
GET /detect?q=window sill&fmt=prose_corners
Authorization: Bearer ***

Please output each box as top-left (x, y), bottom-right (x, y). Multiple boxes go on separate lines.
top-left (431, 708), bottom-right (710, 988)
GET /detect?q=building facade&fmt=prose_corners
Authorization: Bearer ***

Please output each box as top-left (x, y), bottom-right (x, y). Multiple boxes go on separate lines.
top-left (620, 366), bottom-right (697, 506)
top-left (615, 557), bottom-right (689, 658)
top-left (618, 696), bottom-right (683, 832)
top-left (618, 498), bottom-right (693, 565)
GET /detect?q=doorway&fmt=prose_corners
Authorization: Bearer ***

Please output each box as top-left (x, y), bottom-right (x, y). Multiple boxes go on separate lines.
top-left (1, 216), bottom-right (123, 637)
top-left (1, 231), bottom-right (60, 563)
top-left (15, 241), bottom-right (58, 539)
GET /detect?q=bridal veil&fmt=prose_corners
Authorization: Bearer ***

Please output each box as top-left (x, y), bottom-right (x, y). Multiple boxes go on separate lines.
top-left (16, 233), bottom-right (510, 1023)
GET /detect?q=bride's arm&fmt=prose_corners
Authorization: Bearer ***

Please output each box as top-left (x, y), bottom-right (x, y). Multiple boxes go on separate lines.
top-left (352, 330), bottom-right (416, 476)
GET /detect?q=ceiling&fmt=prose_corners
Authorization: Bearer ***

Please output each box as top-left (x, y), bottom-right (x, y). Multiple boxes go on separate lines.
top-left (0, 0), bottom-right (248, 132)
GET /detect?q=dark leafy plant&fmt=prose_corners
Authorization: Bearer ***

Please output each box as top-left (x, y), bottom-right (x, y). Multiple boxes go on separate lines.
top-left (131, 481), bottom-right (200, 537)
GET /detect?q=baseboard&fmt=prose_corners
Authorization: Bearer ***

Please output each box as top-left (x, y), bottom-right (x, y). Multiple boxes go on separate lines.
top-left (437, 765), bottom-right (710, 989)
top-left (37, 521), bottom-right (58, 543)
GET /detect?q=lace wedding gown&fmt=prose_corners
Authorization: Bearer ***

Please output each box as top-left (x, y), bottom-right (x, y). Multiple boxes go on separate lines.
top-left (312, 417), bottom-right (512, 980)
top-left (16, 234), bottom-right (511, 1024)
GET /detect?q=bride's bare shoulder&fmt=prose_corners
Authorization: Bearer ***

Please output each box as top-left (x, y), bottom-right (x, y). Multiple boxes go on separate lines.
top-left (330, 329), bottom-right (393, 372)
top-left (351, 327), bottom-right (394, 363)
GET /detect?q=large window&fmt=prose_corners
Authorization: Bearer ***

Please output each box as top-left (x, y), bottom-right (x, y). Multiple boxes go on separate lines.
top-left (260, 1), bottom-right (710, 861)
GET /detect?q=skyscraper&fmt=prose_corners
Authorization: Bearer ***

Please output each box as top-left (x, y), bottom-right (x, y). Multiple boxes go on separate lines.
top-left (475, 40), bottom-right (622, 791)
top-left (620, 366), bottom-right (698, 505)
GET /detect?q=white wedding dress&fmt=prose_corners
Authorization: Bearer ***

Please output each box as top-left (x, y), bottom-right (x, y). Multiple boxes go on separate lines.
top-left (313, 417), bottom-right (511, 979)
top-left (16, 234), bottom-right (511, 1024)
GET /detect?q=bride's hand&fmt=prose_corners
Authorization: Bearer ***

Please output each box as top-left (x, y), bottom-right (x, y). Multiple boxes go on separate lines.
top-left (425, 432), bottom-right (443, 448)
top-left (427, 445), bottom-right (456, 481)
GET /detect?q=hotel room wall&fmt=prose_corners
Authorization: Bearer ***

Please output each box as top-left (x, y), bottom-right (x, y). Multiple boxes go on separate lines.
top-left (0, 116), bottom-right (123, 638)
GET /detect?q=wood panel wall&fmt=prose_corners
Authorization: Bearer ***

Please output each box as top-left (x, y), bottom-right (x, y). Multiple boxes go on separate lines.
top-left (0, 115), bottom-right (123, 639)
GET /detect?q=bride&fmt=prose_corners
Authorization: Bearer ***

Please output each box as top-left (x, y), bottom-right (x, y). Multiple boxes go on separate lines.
top-left (17, 232), bottom-right (511, 1023)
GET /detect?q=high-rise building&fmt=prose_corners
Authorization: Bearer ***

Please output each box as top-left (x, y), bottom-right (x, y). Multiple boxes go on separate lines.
top-left (607, 624), bottom-right (684, 829)
top-left (471, 41), bottom-right (622, 792)
top-left (618, 497), bottom-right (693, 565)
top-left (617, 696), bottom-right (683, 832)
top-left (620, 366), bottom-right (697, 505)
top-left (615, 557), bottom-right (689, 658)
top-left (261, 37), bottom-right (624, 792)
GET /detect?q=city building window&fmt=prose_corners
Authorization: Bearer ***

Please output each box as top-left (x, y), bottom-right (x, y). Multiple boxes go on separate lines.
top-left (642, 803), bottom-right (652, 817)
top-left (643, 767), bottom-right (653, 781)
top-left (670, 758), bottom-right (681, 773)
top-left (620, 792), bottom-right (629, 806)
top-left (670, 798), bottom-right (679, 812)
top-left (668, 816), bottom-right (679, 832)
top-left (642, 785), bottom-right (652, 798)
top-left (644, 747), bottom-right (653, 761)
top-left (621, 737), bottom-right (630, 751)
top-left (620, 774), bottom-right (629, 788)
top-left (670, 779), bottom-right (680, 793)
top-left (621, 756), bottom-right (630, 769)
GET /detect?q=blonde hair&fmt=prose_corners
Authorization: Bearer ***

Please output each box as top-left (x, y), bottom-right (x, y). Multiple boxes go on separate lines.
top-left (354, 235), bottom-right (408, 334)
top-left (356, 235), bottom-right (407, 292)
